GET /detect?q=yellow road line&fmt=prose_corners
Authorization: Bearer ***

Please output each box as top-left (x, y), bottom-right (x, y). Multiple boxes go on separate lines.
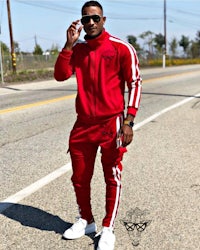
top-left (0, 70), bottom-right (199, 115)
top-left (0, 94), bottom-right (76, 115)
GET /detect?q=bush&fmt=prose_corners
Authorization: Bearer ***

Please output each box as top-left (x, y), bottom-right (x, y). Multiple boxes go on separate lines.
top-left (146, 58), bottom-right (200, 67)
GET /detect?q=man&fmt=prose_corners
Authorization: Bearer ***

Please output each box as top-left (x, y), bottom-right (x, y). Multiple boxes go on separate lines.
top-left (54, 1), bottom-right (142, 249)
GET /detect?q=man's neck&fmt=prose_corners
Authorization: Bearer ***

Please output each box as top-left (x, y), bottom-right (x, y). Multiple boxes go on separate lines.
top-left (85, 30), bottom-right (102, 40)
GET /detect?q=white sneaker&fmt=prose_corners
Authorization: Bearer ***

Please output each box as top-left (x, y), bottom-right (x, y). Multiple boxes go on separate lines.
top-left (62, 218), bottom-right (97, 239)
top-left (97, 227), bottom-right (115, 250)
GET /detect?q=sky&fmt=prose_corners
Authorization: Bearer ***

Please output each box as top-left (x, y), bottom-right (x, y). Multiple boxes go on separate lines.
top-left (0, 0), bottom-right (200, 53)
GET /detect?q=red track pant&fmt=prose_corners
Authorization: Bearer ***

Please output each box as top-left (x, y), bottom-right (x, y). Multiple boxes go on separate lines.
top-left (69, 114), bottom-right (127, 228)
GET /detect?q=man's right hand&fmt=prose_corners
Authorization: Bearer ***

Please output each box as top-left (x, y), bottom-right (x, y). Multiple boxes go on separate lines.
top-left (64, 20), bottom-right (83, 50)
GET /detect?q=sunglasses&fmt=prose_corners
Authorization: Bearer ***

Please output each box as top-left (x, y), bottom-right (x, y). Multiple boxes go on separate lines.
top-left (123, 222), bottom-right (148, 232)
top-left (81, 14), bottom-right (101, 25)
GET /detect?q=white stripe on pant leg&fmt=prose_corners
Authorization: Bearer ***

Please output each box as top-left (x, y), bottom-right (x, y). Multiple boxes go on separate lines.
top-left (109, 166), bottom-right (121, 227)
top-left (116, 115), bottom-right (123, 148)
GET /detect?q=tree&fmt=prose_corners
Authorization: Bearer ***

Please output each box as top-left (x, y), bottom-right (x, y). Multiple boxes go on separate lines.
top-left (33, 44), bottom-right (43, 55)
top-left (195, 30), bottom-right (200, 45)
top-left (127, 35), bottom-right (141, 51)
top-left (169, 37), bottom-right (178, 58)
top-left (0, 41), bottom-right (9, 54)
top-left (190, 41), bottom-right (199, 58)
top-left (179, 35), bottom-right (190, 56)
top-left (14, 41), bottom-right (20, 54)
top-left (192, 30), bottom-right (200, 58)
top-left (139, 31), bottom-right (154, 58)
top-left (154, 33), bottom-right (165, 54)
top-left (50, 43), bottom-right (60, 55)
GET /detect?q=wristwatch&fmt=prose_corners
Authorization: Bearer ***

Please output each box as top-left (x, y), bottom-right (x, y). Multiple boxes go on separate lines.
top-left (124, 120), bottom-right (134, 127)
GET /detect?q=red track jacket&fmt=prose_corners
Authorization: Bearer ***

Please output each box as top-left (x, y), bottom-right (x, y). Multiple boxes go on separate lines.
top-left (54, 30), bottom-right (142, 121)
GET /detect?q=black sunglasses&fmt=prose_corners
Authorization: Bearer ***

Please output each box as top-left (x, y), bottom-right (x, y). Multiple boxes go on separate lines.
top-left (81, 14), bottom-right (101, 25)
top-left (123, 222), bottom-right (148, 232)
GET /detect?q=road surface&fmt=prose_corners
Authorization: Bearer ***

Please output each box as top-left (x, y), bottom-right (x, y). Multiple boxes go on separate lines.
top-left (0, 65), bottom-right (200, 250)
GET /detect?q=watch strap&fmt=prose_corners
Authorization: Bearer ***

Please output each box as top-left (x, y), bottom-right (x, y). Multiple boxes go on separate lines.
top-left (124, 120), bottom-right (134, 127)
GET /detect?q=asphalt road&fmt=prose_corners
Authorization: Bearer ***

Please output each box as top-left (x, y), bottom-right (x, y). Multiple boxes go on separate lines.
top-left (0, 65), bottom-right (200, 250)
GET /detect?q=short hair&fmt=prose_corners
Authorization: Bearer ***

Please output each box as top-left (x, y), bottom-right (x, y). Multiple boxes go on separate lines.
top-left (81, 1), bottom-right (103, 15)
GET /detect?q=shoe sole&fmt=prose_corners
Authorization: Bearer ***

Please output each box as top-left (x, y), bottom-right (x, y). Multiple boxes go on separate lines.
top-left (62, 224), bottom-right (97, 240)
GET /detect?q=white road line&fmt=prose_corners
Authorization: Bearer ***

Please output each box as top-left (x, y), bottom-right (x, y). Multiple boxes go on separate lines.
top-left (0, 92), bottom-right (199, 213)
top-left (0, 163), bottom-right (71, 213)
top-left (134, 92), bottom-right (200, 130)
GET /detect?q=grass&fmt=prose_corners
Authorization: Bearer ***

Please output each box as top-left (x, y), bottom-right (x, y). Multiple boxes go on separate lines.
top-left (1, 58), bottom-right (200, 85)
top-left (3, 69), bottom-right (54, 85)
top-left (147, 58), bottom-right (200, 67)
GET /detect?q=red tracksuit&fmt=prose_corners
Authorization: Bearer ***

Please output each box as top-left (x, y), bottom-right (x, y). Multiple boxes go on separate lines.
top-left (54, 29), bottom-right (142, 228)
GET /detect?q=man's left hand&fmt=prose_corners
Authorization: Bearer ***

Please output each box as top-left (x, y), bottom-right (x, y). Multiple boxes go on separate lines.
top-left (121, 125), bottom-right (134, 147)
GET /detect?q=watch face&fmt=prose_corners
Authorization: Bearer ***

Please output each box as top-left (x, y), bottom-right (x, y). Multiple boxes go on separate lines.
top-left (129, 121), bottom-right (134, 127)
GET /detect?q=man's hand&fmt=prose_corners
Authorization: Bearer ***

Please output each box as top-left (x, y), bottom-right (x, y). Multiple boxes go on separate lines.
top-left (121, 125), bottom-right (134, 147)
top-left (121, 114), bottom-right (135, 147)
top-left (64, 20), bottom-right (83, 50)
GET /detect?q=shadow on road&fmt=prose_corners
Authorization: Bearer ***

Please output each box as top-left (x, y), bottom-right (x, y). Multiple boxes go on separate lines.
top-left (0, 202), bottom-right (71, 234)
top-left (1, 202), bottom-right (99, 249)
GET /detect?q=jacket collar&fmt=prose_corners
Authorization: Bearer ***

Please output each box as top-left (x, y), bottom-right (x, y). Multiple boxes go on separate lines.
top-left (85, 29), bottom-right (108, 49)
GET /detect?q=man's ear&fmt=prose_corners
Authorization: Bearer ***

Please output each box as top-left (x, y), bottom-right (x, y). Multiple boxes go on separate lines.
top-left (103, 16), bottom-right (106, 24)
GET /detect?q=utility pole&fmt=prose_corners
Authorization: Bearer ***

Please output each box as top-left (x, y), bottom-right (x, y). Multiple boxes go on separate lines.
top-left (34, 35), bottom-right (38, 46)
top-left (163, 0), bottom-right (167, 68)
top-left (0, 40), bottom-right (4, 85)
top-left (0, 25), bottom-right (4, 85)
top-left (7, 0), bottom-right (16, 73)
